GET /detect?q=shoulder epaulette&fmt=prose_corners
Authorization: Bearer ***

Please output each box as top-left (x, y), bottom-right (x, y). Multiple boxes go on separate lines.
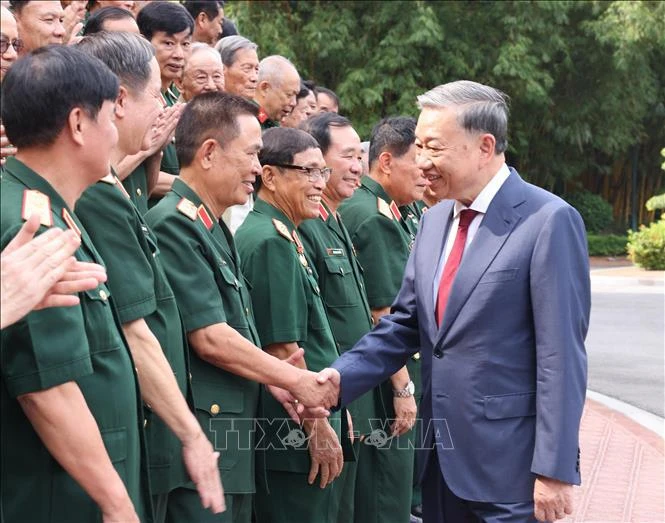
top-left (319, 203), bottom-right (329, 221)
top-left (22, 189), bottom-right (53, 227)
top-left (272, 218), bottom-right (293, 242)
top-left (100, 174), bottom-right (131, 199)
top-left (197, 205), bottom-right (214, 230)
top-left (389, 201), bottom-right (401, 221)
top-left (176, 198), bottom-right (198, 221)
top-left (377, 198), bottom-right (393, 220)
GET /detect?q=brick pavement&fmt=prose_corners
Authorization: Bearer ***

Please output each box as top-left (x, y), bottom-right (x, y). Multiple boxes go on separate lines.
top-left (562, 398), bottom-right (665, 522)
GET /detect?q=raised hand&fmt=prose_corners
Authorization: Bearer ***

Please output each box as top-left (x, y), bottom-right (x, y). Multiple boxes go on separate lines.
top-left (533, 476), bottom-right (574, 522)
top-left (305, 418), bottom-right (343, 489)
top-left (141, 104), bottom-right (183, 157)
top-left (181, 431), bottom-right (225, 514)
top-left (390, 395), bottom-right (417, 436)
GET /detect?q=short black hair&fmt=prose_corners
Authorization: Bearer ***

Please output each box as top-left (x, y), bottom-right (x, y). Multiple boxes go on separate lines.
top-left (257, 128), bottom-right (320, 192)
top-left (368, 116), bottom-right (416, 171)
top-left (315, 86), bottom-right (339, 108)
top-left (259, 128), bottom-right (319, 167)
top-left (221, 17), bottom-right (237, 37)
top-left (8, 1), bottom-right (30, 15)
top-left (83, 6), bottom-right (135, 35)
top-left (175, 91), bottom-right (258, 168)
top-left (137, 1), bottom-right (194, 41)
top-left (1, 45), bottom-right (119, 149)
top-left (299, 112), bottom-right (351, 156)
top-left (303, 79), bottom-right (317, 92)
top-left (183, 1), bottom-right (224, 21)
top-left (296, 82), bottom-right (312, 102)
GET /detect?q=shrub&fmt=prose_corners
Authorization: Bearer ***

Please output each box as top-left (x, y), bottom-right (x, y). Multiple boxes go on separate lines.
top-left (565, 191), bottom-right (614, 233)
top-left (645, 193), bottom-right (665, 211)
top-left (587, 234), bottom-right (628, 256)
top-left (627, 218), bottom-right (665, 270)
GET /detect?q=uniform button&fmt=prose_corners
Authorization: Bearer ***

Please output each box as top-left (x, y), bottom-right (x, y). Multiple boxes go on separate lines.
top-left (433, 350), bottom-right (443, 359)
top-left (99, 289), bottom-right (108, 301)
top-left (210, 404), bottom-right (220, 415)
top-left (136, 188), bottom-right (142, 196)
top-left (188, 372), bottom-right (192, 381)
top-left (413, 352), bottom-right (421, 361)
top-left (245, 307), bottom-right (249, 316)
top-left (143, 418), bottom-right (147, 428)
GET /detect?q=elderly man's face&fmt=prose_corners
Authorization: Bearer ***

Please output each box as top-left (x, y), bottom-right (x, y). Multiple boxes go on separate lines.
top-left (223, 47), bottom-right (259, 99)
top-left (199, 5), bottom-right (224, 45)
top-left (415, 106), bottom-right (475, 202)
top-left (322, 125), bottom-right (363, 204)
top-left (388, 143), bottom-right (430, 206)
top-left (1, 8), bottom-right (20, 82)
top-left (280, 92), bottom-right (316, 129)
top-left (15, 0), bottom-right (66, 53)
top-left (317, 92), bottom-right (338, 113)
top-left (272, 147), bottom-right (326, 223)
top-left (263, 69), bottom-right (300, 121)
top-left (150, 29), bottom-right (193, 85)
top-left (179, 50), bottom-right (224, 101)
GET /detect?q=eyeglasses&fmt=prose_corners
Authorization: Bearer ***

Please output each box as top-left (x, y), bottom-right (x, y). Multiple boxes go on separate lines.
top-left (0, 35), bottom-right (24, 54)
top-left (273, 163), bottom-right (332, 183)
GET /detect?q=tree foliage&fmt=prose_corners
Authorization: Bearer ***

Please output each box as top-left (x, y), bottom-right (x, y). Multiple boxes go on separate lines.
top-left (227, 0), bottom-right (664, 194)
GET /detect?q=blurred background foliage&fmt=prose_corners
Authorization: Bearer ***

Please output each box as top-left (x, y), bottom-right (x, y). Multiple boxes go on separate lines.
top-left (226, 0), bottom-right (664, 229)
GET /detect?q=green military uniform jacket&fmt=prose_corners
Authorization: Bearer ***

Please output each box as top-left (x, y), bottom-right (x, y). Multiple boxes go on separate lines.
top-left (75, 172), bottom-right (190, 495)
top-left (256, 103), bottom-right (279, 130)
top-left (0, 158), bottom-right (151, 522)
top-left (235, 198), bottom-right (342, 474)
top-left (338, 176), bottom-right (422, 407)
top-left (145, 178), bottom-right (260, 494)
top-left (298, 202), bottom-right (378, 436)
top-left (122, 162), bottom-right (149, 216)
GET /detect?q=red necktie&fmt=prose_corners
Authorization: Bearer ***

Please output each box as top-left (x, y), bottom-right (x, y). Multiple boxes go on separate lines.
top-left (435, 209), bottom-right (479, 327)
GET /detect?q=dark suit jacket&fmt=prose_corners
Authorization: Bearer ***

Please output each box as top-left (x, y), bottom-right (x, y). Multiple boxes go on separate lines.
top-left (332, 168), bottom-right (590, 503)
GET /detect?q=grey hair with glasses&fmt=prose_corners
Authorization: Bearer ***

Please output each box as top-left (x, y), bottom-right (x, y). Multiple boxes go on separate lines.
top-left (215, 35), bottom-right (258, 67)
top-left (417, 80), bottom-right (510, 154)
top-left (77, 31), bottom-right (155, 93)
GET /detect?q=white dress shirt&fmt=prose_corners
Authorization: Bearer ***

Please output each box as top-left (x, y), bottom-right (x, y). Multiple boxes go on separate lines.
top-left (432, 164), bottom-right (511, 306)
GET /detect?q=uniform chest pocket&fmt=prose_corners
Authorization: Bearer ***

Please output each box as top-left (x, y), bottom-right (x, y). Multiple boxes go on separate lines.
top-left (322, 256), bottom-right (356, 308)
top-left (81, 285), bottom-right (123, 354)
top-left (215, 259), bottom-right (243, 292)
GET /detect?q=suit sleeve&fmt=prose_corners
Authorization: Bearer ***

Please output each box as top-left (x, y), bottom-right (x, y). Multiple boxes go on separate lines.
top-left (332, 210), bottom-right (427, 406)
top-left (529, 204), bottom-right (589, 485)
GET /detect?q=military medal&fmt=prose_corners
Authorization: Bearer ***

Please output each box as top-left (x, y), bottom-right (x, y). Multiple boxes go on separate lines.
top-left (291, 230), bottom-right (309, 268)
top-left (21, 189), bottom-right (52, 227)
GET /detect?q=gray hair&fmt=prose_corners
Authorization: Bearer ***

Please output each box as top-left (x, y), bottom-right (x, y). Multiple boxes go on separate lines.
top-left (215, 35), bottom-right (258, 67)
top-left (417, 80), bottom-right (510, 154)
top-left (77, 31), bottom-right (154, 93)
top-left (258, 55), bottom-right (298, 86)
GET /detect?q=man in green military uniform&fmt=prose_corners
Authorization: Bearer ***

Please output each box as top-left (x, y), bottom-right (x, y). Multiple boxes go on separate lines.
top-left (137, 1), bottom-right (194, 207)
top-left (75, 32), bottom-right (224, 521)
top-left (236, 128), bottom-right (345, 523)
top-left (0, 45), bottom-right (150, 522)
top-left (146, 93), bottom-right (339, 522)
top-left (253, 55), bottom-right (300, 130)
top-left (298, 113), bottom-right (382, 522)
top-left (339, 116), bottom-right (430, 523)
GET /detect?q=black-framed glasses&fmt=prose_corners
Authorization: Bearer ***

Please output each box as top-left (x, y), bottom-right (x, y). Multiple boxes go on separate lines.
top-left (273, 163), bottom-right (332, 183)
top-left (0, 35), bottom-right (24, 54)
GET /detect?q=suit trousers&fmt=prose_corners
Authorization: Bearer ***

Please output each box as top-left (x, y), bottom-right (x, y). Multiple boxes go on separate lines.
top-left (421, 451), bottom-right (546, 523)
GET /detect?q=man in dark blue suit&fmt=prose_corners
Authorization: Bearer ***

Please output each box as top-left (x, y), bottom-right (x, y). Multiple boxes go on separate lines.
top-left (318, 81), bottom-right (590, 522)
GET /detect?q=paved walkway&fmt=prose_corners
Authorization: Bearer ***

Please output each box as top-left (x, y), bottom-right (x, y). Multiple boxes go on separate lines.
top-left (564, 260), bottom-right (664, 522)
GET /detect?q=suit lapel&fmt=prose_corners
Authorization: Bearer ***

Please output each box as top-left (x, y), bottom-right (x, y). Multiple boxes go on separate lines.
top-left (434, 172), bottom-right (526, 347)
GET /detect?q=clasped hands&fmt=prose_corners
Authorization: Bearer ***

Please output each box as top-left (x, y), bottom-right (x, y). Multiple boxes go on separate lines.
top-left (266, 351), bottom-right (341, 423)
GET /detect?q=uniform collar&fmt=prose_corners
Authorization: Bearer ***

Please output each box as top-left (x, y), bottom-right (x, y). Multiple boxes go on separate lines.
top-left (253, 198), bottom-right (298, 232)
top-left (3, 157), bottom-right (70, 211)
top-left (162, 83), bottom-right (180, 107)
top-left (172, 178), bottom-right (218, 228)
top-left (361, 175), bottom-right (392, 205)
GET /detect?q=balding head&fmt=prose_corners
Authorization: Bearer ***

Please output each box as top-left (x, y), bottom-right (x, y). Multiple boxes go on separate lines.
top-left (1, 6), bottom-right (20, 81)
top-left (254, 55), bottom-right (300, 121)
top-left (177, 43), bottom-right (224, 101)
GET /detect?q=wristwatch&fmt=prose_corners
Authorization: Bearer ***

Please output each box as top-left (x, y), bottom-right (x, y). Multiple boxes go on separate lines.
top-left (393, 380), bottom-right (415, 398)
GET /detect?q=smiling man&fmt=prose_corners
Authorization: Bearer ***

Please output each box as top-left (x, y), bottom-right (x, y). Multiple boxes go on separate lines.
top-left (253, 55), bottom-right (300, 129)
top-left (9, 0), bottom-right (65, 53)
top-left (235, 128), bottom-right (345, 523)
top-left (176, 43), bottom-right (224, 102)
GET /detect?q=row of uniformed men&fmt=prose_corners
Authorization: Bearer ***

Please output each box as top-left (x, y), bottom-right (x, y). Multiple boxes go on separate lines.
top-left (0, 35), bottom-right (436, 523)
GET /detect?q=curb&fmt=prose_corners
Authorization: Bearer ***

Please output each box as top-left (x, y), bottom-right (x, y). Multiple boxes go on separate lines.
top-left (586, 389), bottom-right (664, 437)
